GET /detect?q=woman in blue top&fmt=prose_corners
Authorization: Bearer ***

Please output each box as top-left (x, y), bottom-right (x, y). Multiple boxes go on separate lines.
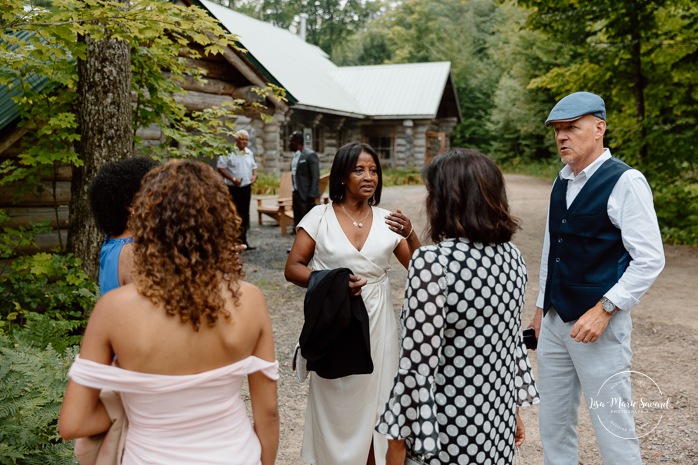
top-left (89, 157), bottom-right (158, 294)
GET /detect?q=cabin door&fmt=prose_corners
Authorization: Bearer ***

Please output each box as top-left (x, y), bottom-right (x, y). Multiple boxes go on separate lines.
top-left (425, 131), bottom-right (446, 164)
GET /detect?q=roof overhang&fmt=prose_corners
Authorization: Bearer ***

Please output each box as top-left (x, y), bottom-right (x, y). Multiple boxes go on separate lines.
top-left (181, 0), bottom-right (297, 107)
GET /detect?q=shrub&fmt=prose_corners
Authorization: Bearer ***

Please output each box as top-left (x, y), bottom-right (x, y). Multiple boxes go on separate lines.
top-left (0, 253), bottom-right (98, 339)
top-left (652, 180), bottom-right (698, 245)
top-left (0, 330), bottom-right (78, 465)
top-left (382, 168), bottom-right (423, 186)
top-left (252, 171), bottom-right (280, 196)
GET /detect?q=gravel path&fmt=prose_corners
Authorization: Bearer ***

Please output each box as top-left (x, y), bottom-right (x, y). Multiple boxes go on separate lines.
top-left (241, 175), bottom-right (698, 465)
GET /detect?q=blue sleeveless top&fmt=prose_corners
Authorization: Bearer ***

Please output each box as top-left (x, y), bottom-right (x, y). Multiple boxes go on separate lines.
top-left (99, 237), bottom-right (135, 295)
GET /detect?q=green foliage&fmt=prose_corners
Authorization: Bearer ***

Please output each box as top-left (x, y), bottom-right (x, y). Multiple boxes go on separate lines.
top-left (0, 334), bottom-right (78, 465)
top-left (498, 158), bottom-right (562, 180)
top-left (0, 252), bottom-right (97, 341)
top-left (382, 168), bottom-right (423, 187)
top-left (650, 175), bottom-right (698, 245)
top-left (216, 0), bottom-right (386, 60)
top-left (0, 217), bottom-right (96, 463)
top-left (252, 171), bottom-right (281, 196)
top-left (0, 217), bottom-right (53, 261)
top-left (1, 0), bottom-right (285, 183)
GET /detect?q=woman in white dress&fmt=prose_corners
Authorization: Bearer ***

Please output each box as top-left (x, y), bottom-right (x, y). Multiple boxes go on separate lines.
top-left (59, 160), bottom-right (279, 465)
top-left (285, 142), bottom-right (421, 465)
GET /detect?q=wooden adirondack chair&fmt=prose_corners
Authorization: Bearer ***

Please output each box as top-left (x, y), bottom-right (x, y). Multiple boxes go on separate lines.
top-left (256, 172), bottom-right (330, 236)
top-left (256, 172), bottom-right (294, 236)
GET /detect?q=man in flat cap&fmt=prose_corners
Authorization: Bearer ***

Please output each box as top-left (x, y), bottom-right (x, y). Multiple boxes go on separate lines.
top-left (529, 92), bottom-right (665, 464)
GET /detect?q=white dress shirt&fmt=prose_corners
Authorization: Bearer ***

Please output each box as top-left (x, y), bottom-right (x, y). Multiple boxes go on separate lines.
top-left (536, 149), bottom-right (665, 312)
top-left (291, 150), bottom-right (301, 191)
top-left (217, 146), bottom-right (257, 187)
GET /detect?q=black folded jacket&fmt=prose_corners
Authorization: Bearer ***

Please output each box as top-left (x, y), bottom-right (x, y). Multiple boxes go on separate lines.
top-left (299, 268), bottom-right (373, 379)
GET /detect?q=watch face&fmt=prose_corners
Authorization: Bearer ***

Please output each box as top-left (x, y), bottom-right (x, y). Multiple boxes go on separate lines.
top-left (602, 298), bottom-right (615, 312)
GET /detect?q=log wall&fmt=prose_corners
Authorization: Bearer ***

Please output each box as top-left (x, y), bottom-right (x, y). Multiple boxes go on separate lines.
top-left (0, 53), bottom-right (286, 255)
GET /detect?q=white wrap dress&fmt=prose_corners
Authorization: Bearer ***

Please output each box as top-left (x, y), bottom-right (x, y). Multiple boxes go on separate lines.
top-left (298, 203), bottom-right (402, 465)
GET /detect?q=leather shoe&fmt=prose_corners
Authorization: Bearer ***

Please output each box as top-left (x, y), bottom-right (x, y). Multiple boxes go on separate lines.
top-left (244, 244), bottom-right (256, 251)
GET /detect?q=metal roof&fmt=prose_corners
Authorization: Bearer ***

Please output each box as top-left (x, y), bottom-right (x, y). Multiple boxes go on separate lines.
top-left (1, 3), bottom-right (460, 133)
top-left (0, 31), bottom-right (52, 132)
top-left (200, 0), bottom-right (457, 120)
top-left (330, 62), bottom-right (454, 119)
top-left (202, 0), bottom-right (364, 117)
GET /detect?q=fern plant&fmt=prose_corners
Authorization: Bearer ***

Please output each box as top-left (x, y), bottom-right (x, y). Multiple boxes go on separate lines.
top-left (0, 332), bottom-right (78, 464)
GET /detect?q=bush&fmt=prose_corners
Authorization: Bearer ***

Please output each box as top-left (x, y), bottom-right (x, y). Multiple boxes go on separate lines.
top-left (0, 253), bottom-right (98, 339)
top-left (0, 221), bottom-right (97, 462)
top-left (652, 180), bottom-right (698, 245)
top-left (382, 168), bottom-right (423, 186)
top-left (252, 171), bottom-right (280, 196)
top-left (0, 328), bottom-right (78, 465)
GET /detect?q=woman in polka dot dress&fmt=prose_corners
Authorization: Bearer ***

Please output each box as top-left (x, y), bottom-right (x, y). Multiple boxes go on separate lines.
top-left (376, 149), bottom-right (539, 465)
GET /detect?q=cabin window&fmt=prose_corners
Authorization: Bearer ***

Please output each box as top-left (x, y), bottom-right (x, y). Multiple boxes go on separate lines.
top-left (363, 126), bottom-right (395, 168)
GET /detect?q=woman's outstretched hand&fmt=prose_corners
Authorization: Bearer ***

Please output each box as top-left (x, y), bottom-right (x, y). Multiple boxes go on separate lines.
top-left (386, 209), bottom-right (414, 239)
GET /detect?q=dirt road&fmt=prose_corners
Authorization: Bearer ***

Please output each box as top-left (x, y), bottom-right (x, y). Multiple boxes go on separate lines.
top-left (243, 174), bottom-right (697, 464)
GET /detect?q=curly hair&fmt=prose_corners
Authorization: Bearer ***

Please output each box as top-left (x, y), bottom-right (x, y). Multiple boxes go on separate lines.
top-left (89, 157), bottom-right (159, 236)
top-left (130, 160), bottom-right (244, 330)
top-left (423, 148), bottom-right (520, 244)
top-left (328, 142), bottom-right (383, 205)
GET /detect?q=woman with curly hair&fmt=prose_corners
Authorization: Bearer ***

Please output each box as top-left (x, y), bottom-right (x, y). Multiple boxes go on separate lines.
top-left (59, 160), bottom-right (279, 465)
top-left (89, 156), bottom-right (158, 294)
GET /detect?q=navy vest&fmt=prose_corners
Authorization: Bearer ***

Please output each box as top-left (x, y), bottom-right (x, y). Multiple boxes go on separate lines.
top-left (543, 158), bottom-right (631, 322)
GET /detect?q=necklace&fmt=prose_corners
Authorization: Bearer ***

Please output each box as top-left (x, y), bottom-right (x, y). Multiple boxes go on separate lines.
top-left (340, 203), bottom-right (371, 228)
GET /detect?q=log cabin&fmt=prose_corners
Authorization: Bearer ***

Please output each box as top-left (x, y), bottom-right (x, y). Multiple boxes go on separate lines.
top-left (0, 2), bottom-right (461, 252)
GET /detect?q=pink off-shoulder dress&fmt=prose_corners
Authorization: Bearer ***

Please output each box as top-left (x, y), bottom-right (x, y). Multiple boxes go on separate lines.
top-left (69, 355), bottom-right (279, 465)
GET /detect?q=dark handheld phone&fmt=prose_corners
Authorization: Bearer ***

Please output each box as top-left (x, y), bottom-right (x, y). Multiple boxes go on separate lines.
top-left (522, 328), bottom-right (537, 350)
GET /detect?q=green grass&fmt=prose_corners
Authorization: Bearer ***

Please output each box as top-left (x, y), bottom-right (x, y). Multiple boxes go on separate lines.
top-left (499, 158), bottom-right (561, 179)
top-left (253, 168), bottom-right (423, 196)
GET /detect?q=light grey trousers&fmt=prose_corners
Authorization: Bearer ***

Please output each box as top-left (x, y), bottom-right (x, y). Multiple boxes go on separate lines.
top-left (537, 307), bottom-right (642, 465)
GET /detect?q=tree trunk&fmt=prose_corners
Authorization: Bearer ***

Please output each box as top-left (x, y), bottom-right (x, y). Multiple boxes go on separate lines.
top-left (68, 16), bottom-right (132, 281)
top-left (628, 5), bottom-right (647, 164)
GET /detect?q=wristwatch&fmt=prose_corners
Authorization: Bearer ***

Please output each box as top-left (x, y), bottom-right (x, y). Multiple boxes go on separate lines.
top-left (600, 296), bottom-right (617, 315)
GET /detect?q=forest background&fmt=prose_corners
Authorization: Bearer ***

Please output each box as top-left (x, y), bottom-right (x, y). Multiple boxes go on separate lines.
top-left (0, 0), bottom-right (696, 462)
top-left (222, 0), bottom-right (698, 245)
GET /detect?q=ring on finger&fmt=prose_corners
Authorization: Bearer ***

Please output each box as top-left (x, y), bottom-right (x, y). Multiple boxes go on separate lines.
top-left (400, 224), bottom-right (404, 230)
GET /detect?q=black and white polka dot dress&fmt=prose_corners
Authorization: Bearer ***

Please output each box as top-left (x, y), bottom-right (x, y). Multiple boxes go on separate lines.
top-left (376, 239), bottom-right (539, 464)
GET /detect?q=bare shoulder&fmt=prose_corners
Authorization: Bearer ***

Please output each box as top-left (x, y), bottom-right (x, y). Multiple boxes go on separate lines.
top-left (90, 284), bottom-right (150, 323)
top-left (237, 281), bottom-right (267, 312)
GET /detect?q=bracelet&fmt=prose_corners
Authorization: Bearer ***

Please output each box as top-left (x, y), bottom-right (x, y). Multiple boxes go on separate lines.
top-left (405, 226), bottom-right (413, 239)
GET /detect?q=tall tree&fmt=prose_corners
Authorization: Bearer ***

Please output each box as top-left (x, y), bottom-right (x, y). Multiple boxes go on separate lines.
top-left (67, 1), bottom-right (133, 279)
top-left (516, 0), bottom-right (670, 165)
top-left (1, 0), bottom-right (276, 278)
top-left (214, 0), bottom-right (386, 59)
top-left (361, 0), bottom-right (504, 151)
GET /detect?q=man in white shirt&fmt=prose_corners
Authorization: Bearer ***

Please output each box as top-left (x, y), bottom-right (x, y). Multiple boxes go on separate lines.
top-left (529, 92), bottom-right (665, 464)
top-left (217, 129), bottom-right (257, 250)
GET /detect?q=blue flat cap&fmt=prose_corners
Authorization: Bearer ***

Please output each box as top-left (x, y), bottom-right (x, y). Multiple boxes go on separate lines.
top-left (545, 92), bottom-right (606, 126)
